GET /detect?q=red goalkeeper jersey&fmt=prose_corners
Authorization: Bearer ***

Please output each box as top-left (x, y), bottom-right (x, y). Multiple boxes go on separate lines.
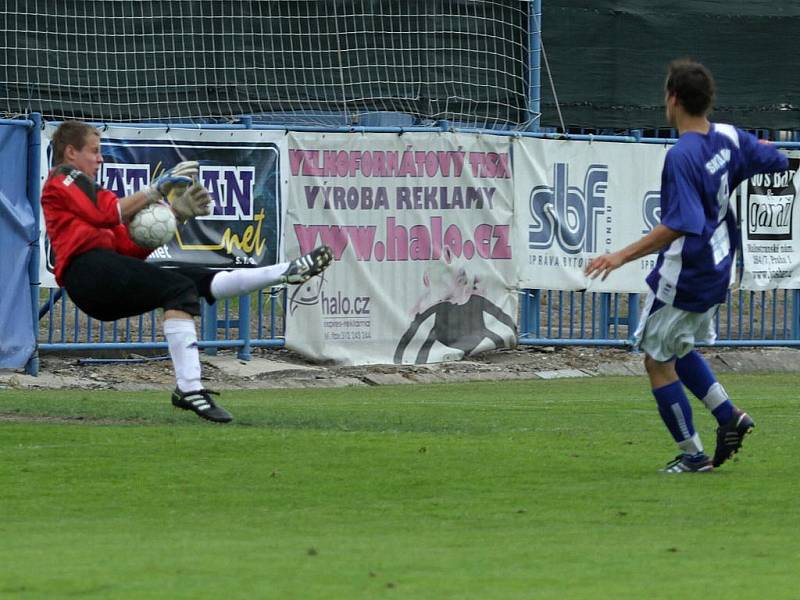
top-left (41, 165), bottom-right (151, 286)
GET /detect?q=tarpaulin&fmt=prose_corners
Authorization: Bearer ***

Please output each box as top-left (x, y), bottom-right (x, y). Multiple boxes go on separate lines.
top-left (0, 124), bottom-right (35, 368)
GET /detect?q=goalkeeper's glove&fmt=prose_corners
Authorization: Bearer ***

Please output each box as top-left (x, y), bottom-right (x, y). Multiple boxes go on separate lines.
top-left (144, 160), bottom-right (200, 203)
top-left (170, 182), bottom-right (213, 223)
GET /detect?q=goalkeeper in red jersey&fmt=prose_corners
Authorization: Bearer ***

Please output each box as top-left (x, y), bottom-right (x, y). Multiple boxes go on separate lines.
top-left (42, 120), bottom-right (332, 423)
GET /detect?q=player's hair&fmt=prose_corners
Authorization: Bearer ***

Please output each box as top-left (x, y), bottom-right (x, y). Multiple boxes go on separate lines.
top-left (665, 59), bottom-right (715, 116)
top-left (52, 120), bottom-right (100, 165)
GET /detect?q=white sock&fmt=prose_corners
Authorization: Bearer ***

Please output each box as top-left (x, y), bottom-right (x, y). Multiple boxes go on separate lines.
top-left (209, 263), bottom-right (290, 299)
top-left (164, 318), bottom-right (202, 393)
top-left (701, 382), bottom-right (729, 412)
top-left (677, 432), bottom-right (704, 455)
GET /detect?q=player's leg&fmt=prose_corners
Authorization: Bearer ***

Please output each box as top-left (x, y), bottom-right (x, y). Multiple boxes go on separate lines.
top-left (644, 355), bottom-right (711, 472)
top-left (675, 351), bottom-right (735, 423)
top-left (155, 281), bottom-right (233, 424)
top-left (633, 293), bottom-right (711, 472)
top-left (183, 245), bottom-right (334, 302)
top-left (675, 307), bottom-right (754, 467)
top-left (164, 309), bottom-right (232, 424)
top-left (62, 249), bottom-right (232, 423)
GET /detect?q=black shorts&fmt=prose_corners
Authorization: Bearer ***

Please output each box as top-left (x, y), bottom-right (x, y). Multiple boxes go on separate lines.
top-left (61, 248), bottom-right (217, 321)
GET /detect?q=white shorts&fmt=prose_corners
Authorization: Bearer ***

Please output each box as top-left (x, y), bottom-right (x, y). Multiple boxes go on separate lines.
top-left (632, 292), bottom-right (718, 362)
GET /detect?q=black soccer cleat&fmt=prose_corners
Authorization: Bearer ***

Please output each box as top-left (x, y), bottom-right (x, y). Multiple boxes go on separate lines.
top-left (712, 409), bottom-right (754, 467)
top-left (660, 453), bottom-right (714, 473)
top-left (171, 388), bottom-right (233, 423)
top-left (281, 245), bottom-right (333, 284)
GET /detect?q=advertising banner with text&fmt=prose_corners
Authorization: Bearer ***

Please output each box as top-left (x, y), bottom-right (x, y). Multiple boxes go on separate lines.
top-left (515, 138), bottom-right (669, 293)
top-left (285, 132), bottom-right (518, 365)
top-left (740, 151), bottom-right (800, 289)
top-left (39, 124), bottom-right (286, 287)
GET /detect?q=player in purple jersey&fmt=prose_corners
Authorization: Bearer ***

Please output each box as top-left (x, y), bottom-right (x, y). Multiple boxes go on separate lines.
top-left (585, 59), bottom-right (789, 473)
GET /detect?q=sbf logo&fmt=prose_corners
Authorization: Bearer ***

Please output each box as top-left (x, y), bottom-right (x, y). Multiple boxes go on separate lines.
top-left (642, 191), bottom-right (661, 234)
top-left (529, 163), bottom-right (608, 254)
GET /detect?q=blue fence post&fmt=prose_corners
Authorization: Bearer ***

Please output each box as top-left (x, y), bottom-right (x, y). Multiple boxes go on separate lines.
top-left (201, 301), bottom-right (218, 356)
top-left (527, 289), bottom-right (541, 338)
top-left (599, 293), bottom-right (611, 340)
top-left (792, 290), bottom-right (800, 340)
top-left (627, 293), bottom-right (640, 349)
top-left (232, 114), bottom-right (255, 359)
top-left (25, 113), bottom-right (42, 376)
top-left (518, 291), bottom-right (528, 337)
top-left (237, 294), bottom-right (252, 361)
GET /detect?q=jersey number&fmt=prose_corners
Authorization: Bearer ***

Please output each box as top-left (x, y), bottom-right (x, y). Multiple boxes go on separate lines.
top-left (716, 172), bottom-right (730, 222)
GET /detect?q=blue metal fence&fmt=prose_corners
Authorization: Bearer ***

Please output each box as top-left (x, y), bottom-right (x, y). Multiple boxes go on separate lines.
top-left (518, 289), bottom-right (800, 348)
top-left (37, 285), bottom-right (800, 361)
top-left (38, 288), bottom-right (285, 358)
top-left (28, 124), bottom-right (800, 371)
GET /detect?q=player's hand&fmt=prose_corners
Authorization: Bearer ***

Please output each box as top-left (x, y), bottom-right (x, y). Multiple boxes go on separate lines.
top-left (585, 252), bottom-right (624, 281)
top-left (170, 182), bottom-right (212, 223)
top-left (145, 161), bottom-right (200, 202)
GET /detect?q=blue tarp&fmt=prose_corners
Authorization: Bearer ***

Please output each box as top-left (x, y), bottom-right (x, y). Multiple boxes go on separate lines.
top-left (0, 124), bottom-right (35, 368)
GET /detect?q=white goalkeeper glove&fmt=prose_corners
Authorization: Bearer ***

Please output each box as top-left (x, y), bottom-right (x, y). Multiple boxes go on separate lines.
top-left (170, 182), bottom-right (213, 223)
top-left (144, 160), bottom-right (199, 203)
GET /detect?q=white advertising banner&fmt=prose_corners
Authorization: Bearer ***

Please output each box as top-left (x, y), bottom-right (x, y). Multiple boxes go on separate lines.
top-left (285, 132), bottom-right (518, 365)
top-left (740, 151), bottom-right (800, 289)
top-left (515, 138), bottom-right (669, 292)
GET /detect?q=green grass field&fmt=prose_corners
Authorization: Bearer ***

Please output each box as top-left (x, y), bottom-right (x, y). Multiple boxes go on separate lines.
top-left (1, 374), bottom-right (798, 599)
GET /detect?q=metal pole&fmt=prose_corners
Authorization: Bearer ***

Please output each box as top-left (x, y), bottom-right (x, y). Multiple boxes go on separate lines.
top-left (25, 113), bottom-right (42, 375)
top-left (237, 293), bottom-right (252, 361)
top-left (202, 301), bottom-right (218, 356)
top-left (236, 115), bottom-right (254, 361)
top-left (528, 0), bottom-right (542, 131)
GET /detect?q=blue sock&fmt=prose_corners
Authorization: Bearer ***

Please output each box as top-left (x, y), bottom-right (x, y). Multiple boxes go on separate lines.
top-left (652, 381), bottom-right (696, 445)
top-left (675, 351), bottom-right (735, 424)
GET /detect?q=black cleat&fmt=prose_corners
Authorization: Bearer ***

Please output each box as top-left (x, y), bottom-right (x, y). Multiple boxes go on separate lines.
top-left (660, 453), bottom-right (714, 473)
top-left (281, 245), bottom-right (333, 284)
top-left (171, 388), bottom-right (233, 423)
top-left (713, 409), bottom-right (754, 467)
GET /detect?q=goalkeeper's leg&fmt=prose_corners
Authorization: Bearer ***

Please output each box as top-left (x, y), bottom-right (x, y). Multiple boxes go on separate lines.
top-left (164, 311), bottom-right (232, 424)
top-left (205, 245), bottom-right (333, 300)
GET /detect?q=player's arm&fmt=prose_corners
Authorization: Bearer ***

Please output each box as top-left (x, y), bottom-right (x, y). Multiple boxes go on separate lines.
top-left (585, 224), bottom-right (682, 281)
top-left (742, 130), bottom-right (790, 177)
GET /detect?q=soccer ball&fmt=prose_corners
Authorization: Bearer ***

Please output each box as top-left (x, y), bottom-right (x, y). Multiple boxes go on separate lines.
top-left (128, 203), bottom-right (177, 249)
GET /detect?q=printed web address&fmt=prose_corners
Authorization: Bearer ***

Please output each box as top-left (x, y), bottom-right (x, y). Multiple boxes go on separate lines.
top-left (294, 217), bottom-right (511, 262)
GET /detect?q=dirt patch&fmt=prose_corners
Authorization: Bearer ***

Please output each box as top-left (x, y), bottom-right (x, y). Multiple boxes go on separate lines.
top-left (0, 412), bottom-right (148, 426)
top-left (5, 345), bottom-right (799, 391)
top-left (29, 345), bottom-right (642, 388)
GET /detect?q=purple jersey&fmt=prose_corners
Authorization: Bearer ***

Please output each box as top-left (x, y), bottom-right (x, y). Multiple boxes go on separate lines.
top-left (646, 124), bottom-right (789, 312)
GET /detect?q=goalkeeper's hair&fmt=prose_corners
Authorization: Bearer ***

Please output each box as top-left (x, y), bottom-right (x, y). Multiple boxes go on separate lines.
top-left (52, 120), bottom-right (100, 165)
top-left (665, 59), bottom-right (715, 116)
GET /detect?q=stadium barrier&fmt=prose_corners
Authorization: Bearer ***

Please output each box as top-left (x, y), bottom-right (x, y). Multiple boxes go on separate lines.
top-left (27, 123), bottom-right (800, 374)
top-left (0, 116), bottom-right (39, 373)
top-left (5, 2), bottom-right (797, 372)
